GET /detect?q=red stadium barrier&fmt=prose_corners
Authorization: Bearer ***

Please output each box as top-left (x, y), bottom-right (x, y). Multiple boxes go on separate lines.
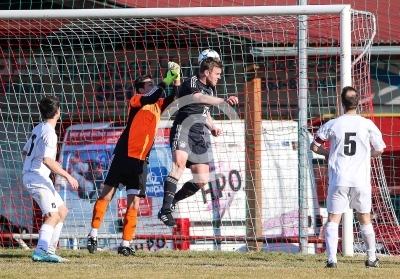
top-left (172, 218), bottom-right (191, 250)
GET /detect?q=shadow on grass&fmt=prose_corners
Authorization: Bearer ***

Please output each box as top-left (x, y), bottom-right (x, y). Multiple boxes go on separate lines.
top-left (0, 254), bottom-right (29, 259)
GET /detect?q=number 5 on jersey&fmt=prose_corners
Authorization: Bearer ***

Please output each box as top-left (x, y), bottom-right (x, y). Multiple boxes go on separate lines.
top-left (344, 132), bottom-right (356, 156)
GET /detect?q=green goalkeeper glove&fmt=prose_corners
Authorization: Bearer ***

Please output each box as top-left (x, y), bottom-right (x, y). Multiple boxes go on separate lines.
top-left (163, 61), bottom-right (181, 86)
top-left (168, 61), bottom-right (180, 80)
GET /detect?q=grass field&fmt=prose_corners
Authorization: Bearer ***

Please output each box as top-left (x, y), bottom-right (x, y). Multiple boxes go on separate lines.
top-left (1, 249), bottom-right (400, 279)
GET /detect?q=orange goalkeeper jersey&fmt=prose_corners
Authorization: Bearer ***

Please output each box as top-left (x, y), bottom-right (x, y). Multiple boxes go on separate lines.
top-left (113, 82), bottom-right (177, 160)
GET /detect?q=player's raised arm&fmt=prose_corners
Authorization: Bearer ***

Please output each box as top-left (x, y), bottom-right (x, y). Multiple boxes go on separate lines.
top-left (131, 64), bottom-right (180, 107)
top-left (191, 93), bottom-right (238, 106)
top-left (185, 57), bottom-right (238, 106)
top-left (130, 79), bottom-right (164, 107)
top-left (160, 62), bottom-right (181, 111)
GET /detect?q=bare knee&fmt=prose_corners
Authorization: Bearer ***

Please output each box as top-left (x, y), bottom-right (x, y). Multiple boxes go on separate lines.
top-left (170, 151), bottom-right (187, 179)
top-left (132, 200), bottom-right (140, 210)
top-left (327, 213), bottom-right (342, 224)
top-left (98, 195), bottom-right (113, 202)
top-left (57, 205), bottom-right (69, 222)
top-left (170, 162), bottom-right (185, 179)
top-left (45, 212), bottom-right (61, 225)
top-left (126, 195), bottom-right (140, 210)
top-left (191, 174), bottom-right (209, 188)
top-left (357, 212), bottom-right (372, 226)
top-left (194, 181), bottom-right (208, 188)
top-left (99, 195), bottom-right (113, 202)
top-left (98, 184), bottom-right (116, 201)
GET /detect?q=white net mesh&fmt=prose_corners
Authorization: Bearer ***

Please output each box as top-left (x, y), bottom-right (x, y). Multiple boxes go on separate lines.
top-left (0, 9), bottom-right (392, 255)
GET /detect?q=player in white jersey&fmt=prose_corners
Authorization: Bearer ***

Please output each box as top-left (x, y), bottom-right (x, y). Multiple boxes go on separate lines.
top-left (22, 96), bottom-right (78, 262)
top-left (310, 86), bottom-right (386, 268)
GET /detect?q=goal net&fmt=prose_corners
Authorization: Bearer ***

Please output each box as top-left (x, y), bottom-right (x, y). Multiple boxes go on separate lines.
top-left (0, 6), bottom-right (396, 254)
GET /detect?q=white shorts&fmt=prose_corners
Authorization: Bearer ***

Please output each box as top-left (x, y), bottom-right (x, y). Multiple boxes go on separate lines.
top-left (327, 186), bottom-right (371, 214)
top-left (23, 172), bottom-right (64, 216)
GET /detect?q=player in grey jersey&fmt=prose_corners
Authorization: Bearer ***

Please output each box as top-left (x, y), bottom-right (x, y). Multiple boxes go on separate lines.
top-left (158, 57), bottom-right (239, 227)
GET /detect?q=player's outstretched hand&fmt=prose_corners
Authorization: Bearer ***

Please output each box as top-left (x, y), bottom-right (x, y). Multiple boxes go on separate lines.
top-left (226, 96), bottom-right (239, 105)
top-left (168, 61), bottom-right (181, 80)
top-left (163, 62), bottom-right (181, 85)
top-left (211, 127), bottom-right (222, 137)
top-left (67, 175), bottom-right (79, 190)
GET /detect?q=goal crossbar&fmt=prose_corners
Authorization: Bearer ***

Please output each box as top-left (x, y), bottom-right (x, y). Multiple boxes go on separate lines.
top-left (0, 5), bottom-right (351, 19)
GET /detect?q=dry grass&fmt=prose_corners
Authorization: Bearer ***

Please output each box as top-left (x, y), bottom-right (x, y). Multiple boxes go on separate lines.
top-left (1, 249), bottom-right (400, 279)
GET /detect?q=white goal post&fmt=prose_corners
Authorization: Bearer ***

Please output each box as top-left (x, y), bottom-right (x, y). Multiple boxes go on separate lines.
top-left (1, 5), bottom-right (352, 19)
top-left (0, 5), bottom-right (377, 256)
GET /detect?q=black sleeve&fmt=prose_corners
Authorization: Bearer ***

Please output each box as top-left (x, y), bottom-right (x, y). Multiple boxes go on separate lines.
top-left (139, 82), bottom-right (167, 106)
top-left (161, 85), bottom-right (179, 112)
top-left (179, 77), bottom-right (201, 98)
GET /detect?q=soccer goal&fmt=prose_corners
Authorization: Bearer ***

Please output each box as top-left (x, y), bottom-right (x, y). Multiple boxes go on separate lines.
top-left (0, 5), bottom-right (396, 255)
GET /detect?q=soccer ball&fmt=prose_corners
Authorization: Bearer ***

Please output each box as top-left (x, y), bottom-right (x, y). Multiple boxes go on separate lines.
top-left (198, 49), bottom-right (220, 64)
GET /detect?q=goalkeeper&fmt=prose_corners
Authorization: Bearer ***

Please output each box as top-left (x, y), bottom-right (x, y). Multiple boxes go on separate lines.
top-left (86, 62), bottom-right (181, 256)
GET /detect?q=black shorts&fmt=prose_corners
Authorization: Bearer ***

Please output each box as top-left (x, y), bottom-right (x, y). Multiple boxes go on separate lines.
top-left (104, 153), bottom-right (147, 197)
top-left (170, 124), bottom-right (209, 168)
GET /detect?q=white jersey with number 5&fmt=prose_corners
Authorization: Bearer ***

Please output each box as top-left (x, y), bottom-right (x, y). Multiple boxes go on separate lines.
top-left (315, 114), bottom-right (386, 188)
top-left (22, 122), bottom-right (57, 178)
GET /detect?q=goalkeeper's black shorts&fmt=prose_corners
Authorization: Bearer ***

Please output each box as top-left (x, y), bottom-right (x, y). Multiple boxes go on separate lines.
top-left (104, 153), bottom-right (147, 197)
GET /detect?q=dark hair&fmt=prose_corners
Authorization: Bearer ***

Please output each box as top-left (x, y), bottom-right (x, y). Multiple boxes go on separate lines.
top-left (199, 57), bottom-right (223, 74)
top-left (134, 75), bottom-right (152, 93)
top-left (88, 161), bottom-right (103, 170)
top-left (341, 86), bottom-right (359, 110)
top-left (39, 95), bottom-right (60, 119)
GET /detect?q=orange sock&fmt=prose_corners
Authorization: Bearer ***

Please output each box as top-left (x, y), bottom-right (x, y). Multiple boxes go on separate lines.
top-left (122, 208), bottom-right (138, 241)
top-left (91, 199), bottom-right (110, 229)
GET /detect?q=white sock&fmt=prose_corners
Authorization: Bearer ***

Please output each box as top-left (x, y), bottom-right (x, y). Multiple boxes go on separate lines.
top-left (361, 224), bottom-right (376, 261)
top-left (325, 222), bottom-right (339, 263)
top-left (35, 224), bottom-right (55, 253)
top-left (121, 240), bottom-right (130, 247)
top-left (89, 228), bottom-right (98, 238)
top-left (47, 222), bottom-right (63, 254)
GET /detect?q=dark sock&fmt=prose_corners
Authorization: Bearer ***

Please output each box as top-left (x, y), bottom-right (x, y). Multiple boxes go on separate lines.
top-left (173, 180), bottom-right (200, 203)
top-left (161, 176), bottom-right (178, 212)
